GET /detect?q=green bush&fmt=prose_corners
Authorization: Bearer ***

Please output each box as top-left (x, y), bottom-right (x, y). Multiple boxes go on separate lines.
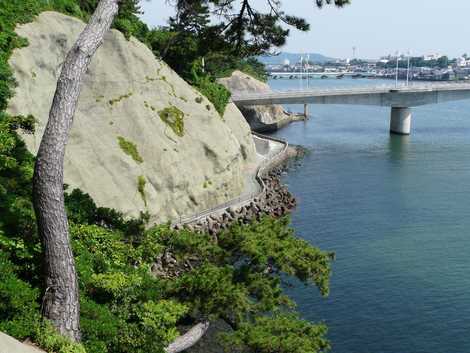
top-left (35, 320), bottom-right (87, 353)
top-left (0, 253), bottom-right (41, 339)
top-left (193, 76), bottom-right (231, 116)
top-left (80, 297), bottom-right (121, 353)
top-left (65, 188), bottom-right (149, 236)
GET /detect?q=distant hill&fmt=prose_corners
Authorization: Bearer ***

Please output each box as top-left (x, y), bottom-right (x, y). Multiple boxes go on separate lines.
top-left (258, 52), bottom-right (335, 65)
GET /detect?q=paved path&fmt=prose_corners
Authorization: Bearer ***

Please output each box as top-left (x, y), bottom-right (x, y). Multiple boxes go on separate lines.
top-left (0, 332), bottom-right (44, 353)
top-left (175, 134), bottom-right (287, 225)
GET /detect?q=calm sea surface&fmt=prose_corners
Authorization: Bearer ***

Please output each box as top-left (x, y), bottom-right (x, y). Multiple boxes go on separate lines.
top-left (268, 78), bottom-right (470, 353)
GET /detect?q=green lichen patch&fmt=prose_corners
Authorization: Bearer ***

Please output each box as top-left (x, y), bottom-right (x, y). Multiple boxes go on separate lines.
top-left (108, 92), bottom-right (133, 106)
top-left (145, 75), bottom-right (158, 83)
top-left (203, 180), bottom-right (213, 189)
top-left (179, 96), bottom-right (188, 102)
top-left (96, 95), bottom-right (105, 103)
top-left (158, 106), bottom-right (185, 137)
top-left (137, 175), bottom-right (147, 206)
top-left (117, 136), bottom-right (143, 163)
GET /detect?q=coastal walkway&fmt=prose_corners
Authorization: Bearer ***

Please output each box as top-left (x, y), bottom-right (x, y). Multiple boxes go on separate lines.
top-left (232, 82), bottom-right (470, 135)
top-left (173, 133), bottom-right (289, 226)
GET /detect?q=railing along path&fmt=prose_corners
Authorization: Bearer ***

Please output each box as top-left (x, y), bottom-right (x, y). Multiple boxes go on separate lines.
top-left (173, 133), bottom-right (289, 226)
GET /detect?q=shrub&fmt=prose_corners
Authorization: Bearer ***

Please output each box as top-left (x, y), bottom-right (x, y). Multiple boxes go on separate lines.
top-left (80, 297), bottom-right (122, 353)
top-left (65, 188), bottom-right (149, 236)
top-left (193, 76), bottom-right (230, 116)
top-left (35, 320), bottom-right (87, 353)
top-left (0, 253), bottom-right (41, 339)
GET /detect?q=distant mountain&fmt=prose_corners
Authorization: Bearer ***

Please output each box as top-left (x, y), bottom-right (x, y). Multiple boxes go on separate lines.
top-left (258, 52), bottom-right (336, 65)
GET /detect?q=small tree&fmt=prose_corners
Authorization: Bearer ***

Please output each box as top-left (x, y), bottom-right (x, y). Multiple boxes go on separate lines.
top-left (33, 0), bottom-right (120, 341)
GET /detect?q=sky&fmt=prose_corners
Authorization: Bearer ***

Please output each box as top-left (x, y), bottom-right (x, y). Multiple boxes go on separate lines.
top-left (139, 0), bottom-right (470, 59)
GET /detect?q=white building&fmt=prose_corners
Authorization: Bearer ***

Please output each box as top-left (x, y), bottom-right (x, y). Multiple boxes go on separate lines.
top-left (456, 57), bottom-right (470, 67)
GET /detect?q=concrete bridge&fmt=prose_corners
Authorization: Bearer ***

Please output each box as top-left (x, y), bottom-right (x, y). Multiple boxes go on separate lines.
top-left (231, 82), bottom-right (470, 135)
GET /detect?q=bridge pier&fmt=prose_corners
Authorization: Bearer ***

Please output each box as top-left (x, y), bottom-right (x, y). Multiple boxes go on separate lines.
top-left (390, 107), bottom-right (411, 135)
top-left (304, 104), bottom-right (309, 119)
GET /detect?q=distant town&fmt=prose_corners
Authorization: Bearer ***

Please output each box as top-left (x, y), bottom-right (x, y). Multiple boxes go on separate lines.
top-left (265, 52), bottom-right (470, 81)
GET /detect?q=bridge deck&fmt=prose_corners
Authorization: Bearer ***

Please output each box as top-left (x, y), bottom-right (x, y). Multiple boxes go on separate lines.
top-left (232, 82), bottom-right (470, 107)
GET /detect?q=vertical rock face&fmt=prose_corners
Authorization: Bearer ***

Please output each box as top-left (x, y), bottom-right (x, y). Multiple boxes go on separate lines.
top-left (7, 11), bottom-right (256, 224)
top-left (219, 70), bottom-right (293, 132)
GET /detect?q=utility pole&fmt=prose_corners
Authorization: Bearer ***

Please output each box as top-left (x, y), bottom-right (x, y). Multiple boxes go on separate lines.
top-left (395, 51), bottom-right (400, 88)
top-left (406, 51), bottom-right (411, 86)
top-left (307, 54), bottom-right (310, 88)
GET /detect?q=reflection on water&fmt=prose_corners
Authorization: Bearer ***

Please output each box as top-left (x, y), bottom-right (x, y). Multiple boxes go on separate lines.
top-left (268, 78), bottom-right (470, 353)
top-left (388, 134), bottom-right (410, 161)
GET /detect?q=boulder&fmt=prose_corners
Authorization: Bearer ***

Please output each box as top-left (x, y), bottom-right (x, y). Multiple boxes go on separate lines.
top-left (7, 12), bottom-right (257, 224)
top-left (218, 70), bottom-right (300, 132)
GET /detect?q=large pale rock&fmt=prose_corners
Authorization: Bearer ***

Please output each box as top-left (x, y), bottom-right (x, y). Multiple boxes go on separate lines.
top-left (219, 70), bottom-right (294, 132)
top-left (7, 12), bottom-right (256, 224)
top-left (0, 332), bottom-right (44, 353)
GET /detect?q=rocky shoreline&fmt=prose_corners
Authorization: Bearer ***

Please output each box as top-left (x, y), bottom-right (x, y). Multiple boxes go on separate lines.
top-left (173, 153), bottom-right (301, 235)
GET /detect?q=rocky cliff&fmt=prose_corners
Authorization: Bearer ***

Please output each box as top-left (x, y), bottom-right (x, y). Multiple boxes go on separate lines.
top-left (7, 11), bottom-right (257, 224)
top-left (219, 70), bottom-right (301, 132)
top-left (0, 332), bottom-right (44, 353)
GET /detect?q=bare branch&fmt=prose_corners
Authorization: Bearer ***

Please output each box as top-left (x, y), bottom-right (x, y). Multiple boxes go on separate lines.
top-left (165, 321), bottom-right (210, 353)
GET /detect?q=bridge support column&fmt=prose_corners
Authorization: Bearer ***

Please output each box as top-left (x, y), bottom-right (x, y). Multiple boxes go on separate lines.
top-left (304, 104), bottom-right (309, 119)
top-left (390, 107), bottom-right (411, 135)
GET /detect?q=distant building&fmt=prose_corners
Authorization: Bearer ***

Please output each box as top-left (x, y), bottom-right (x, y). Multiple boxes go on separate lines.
top-left (456, 57), bottom-right (470, 67)
top-left (423, 53), bottom-right (442, 61)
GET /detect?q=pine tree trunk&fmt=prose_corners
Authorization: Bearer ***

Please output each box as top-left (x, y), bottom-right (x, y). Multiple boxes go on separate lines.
top-left (32, 0), bottom-right (120, 341)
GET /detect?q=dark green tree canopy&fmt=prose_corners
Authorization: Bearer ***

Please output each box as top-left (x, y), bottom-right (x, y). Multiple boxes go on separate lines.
top-left (169, 0), bottom-right (350, 57)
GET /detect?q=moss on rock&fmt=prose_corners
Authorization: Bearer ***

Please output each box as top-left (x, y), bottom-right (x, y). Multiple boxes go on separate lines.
top-left (158, 106), bottom-right (185, 137)
top-left (108, 92), bottom-right (133, 106)
top-left (117, 136), bottom-right (143, 164)
top-left (137, 175), bottom-right (147, 206)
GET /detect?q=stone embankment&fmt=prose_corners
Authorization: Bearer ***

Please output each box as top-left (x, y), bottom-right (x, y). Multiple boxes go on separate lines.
top-left (173, 133), bottom-right (299, 235)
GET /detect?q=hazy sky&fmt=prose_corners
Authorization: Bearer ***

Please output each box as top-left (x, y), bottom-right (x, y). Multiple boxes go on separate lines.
top-left (139, 0), bottom-right (470, 59)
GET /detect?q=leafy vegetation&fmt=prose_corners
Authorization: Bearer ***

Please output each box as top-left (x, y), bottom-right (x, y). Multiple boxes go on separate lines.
top-left (117, 136), bottom-right (143, 164)
top-left (0, 1), bottom-right (341, 352)
top-left (1, 140), bottom-right (334, 352)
